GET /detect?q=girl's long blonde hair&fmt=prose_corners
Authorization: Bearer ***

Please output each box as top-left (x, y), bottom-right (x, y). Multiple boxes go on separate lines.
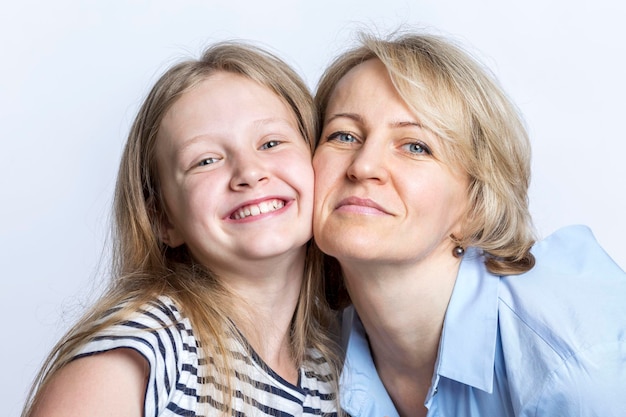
top-left (23, 41), bottom-right (340, 416)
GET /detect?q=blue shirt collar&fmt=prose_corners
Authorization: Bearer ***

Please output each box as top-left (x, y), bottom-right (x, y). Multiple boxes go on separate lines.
top-left (435, 247), bottom-right (500, 394)
top-left (340, 307), bottom-right (400, 417)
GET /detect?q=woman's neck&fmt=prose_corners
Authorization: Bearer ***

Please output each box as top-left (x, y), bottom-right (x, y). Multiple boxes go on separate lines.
top-left (342, 253), bottom-right (461, 414)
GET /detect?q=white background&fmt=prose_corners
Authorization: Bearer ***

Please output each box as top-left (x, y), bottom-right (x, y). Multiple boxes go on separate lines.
top-left (2, 1), bottom-right (624, 414)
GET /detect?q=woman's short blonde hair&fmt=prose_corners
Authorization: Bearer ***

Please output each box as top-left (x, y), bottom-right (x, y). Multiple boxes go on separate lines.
top-left (315, 31), bottom-right (536, 275)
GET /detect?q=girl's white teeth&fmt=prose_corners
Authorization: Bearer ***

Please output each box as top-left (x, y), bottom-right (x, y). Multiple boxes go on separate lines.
top-left (232, 199), bottom-right (285, 219)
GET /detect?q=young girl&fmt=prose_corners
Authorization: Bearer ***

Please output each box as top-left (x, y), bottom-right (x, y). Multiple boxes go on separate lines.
top-left (23, 41), bottom-right (340, 417)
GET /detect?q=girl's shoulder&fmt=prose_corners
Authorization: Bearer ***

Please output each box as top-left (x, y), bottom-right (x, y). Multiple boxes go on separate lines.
top-left (75, 295), bottom-right (197, 364)
top-left (73, 295), bottom-right (201, 416)
top-left (117, 295), bottom-right (188, 331)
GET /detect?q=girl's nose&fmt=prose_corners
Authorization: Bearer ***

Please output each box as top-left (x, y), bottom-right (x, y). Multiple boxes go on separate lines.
top-left (229, 153), bottom-right (270, 190)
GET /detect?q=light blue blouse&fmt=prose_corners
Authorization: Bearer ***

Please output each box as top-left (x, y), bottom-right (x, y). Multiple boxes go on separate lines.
top-left (340, 225), bottom-right (626, 417)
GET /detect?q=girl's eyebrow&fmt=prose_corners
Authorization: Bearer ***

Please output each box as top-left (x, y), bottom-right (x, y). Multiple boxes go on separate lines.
top-left (252, 117), bottom-right (295, 127)
top-left (175, 134), bottom-right (212, 158)
top-left (176, 117), bottom-right (297, 153)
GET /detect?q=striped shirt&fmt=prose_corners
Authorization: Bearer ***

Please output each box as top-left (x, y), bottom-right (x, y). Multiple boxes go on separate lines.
top-left (74, 296), bottom-right (337, 416)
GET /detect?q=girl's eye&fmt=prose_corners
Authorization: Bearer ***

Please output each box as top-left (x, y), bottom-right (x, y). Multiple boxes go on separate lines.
top-left (198, 157), bottom-right (219, 166)
top-left (260, 140), bottom-right (281, 150)
top-left (327, 131), bottom-right (357, 143)
top-left (403, 142), bottom-right (431, 155)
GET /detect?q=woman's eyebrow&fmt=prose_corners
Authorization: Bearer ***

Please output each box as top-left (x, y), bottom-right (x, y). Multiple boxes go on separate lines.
top-left (326, 113), bottom-right (423, 128)
top-left (325, 112), bottom-right (363, 124)
top-left (391, 120), bottom-right (423, 129)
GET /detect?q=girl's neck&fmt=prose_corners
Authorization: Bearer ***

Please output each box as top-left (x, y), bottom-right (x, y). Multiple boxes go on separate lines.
top-left (233, 287), bottom-right (301, 385)
top-left (223, 249), bottom-right (306, 384)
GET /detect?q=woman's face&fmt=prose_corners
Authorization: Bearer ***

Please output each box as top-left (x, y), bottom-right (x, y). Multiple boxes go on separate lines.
top-left (313, 59), bottom-right (470, 267)
top-left (155, 71), bottom-right (314, 274)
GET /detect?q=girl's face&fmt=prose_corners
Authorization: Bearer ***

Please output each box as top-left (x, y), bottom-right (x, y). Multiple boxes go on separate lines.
top-left (313, 59), bottom-right (470, 268)
top-left (156, 71), bottom-right (314, 275)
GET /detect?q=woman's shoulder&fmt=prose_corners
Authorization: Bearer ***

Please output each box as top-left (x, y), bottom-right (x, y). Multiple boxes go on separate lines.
top-left (506, 224), bottom-right (624, 284)
top-left (531, 225), bottom-right (619, 268)
top-left (497, 224), bottom-right (626, 349)
top-left (493, 226), bottom-right (626, 413)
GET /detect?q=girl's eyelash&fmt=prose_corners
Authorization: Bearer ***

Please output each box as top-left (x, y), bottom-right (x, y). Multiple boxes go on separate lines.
top-left (198, 158), bottom-right (217, 166)
top-left (260, 140), bottom-right (281, 149)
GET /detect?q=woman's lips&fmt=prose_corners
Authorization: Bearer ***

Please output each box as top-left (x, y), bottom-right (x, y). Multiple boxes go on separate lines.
top-left (335, 196), bottom-right (389, 215)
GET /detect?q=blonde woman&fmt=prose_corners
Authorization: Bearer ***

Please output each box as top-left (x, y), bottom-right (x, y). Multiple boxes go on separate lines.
top-left (313, 32), bottom-right (626, 416)
top-left (23, 41), bottom-right (340, 417)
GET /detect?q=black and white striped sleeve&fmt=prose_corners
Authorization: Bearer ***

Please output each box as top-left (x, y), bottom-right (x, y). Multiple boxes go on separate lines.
top-left (73, 298), bottom-right (187, 417)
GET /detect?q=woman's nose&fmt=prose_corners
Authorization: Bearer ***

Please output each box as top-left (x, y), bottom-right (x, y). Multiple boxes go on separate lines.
top-left (346, 137), bottom-right (389, 183)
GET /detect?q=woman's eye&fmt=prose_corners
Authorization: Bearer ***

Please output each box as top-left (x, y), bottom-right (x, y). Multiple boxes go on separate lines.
top-left (403, 142), bottom-right (431, 155)
top-left (327, 131), bottom-right (357, 143)
top-left (198, 157), bottom-right (219, 166)
top-left (260, 140), bottom-right (281, 150)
